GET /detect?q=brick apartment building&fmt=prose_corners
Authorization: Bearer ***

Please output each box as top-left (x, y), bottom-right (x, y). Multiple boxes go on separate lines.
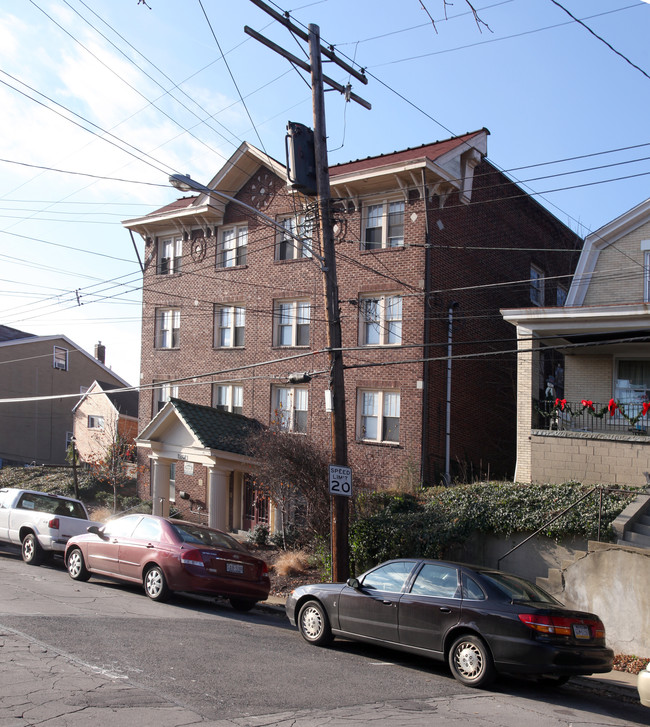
top-left (123, 128), bottom-right (581, 532)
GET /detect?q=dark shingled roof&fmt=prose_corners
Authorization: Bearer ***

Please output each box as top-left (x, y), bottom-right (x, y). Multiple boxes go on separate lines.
top-left (170, 398), bottom-right (263, 456)
top-left (0, 324), bottom-right (36, 342)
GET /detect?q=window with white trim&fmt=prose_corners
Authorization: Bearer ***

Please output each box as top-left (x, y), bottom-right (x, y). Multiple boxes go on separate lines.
top-left (212, 383), bottom-right (243, 414)
top-left (274, 300), bottom-right (310, 347)
top-left (645, 252), bottom-right (650, 303)
top-left (530, 265), bottom-right (545, 306)
top-left (358, 390), bottom-right (400, 443)
top-left (214, 305), bottom-right (245, 348)
top-left (217, 225), bottom-right (247, 268)
top-left (277, 214), bottom-right (313, 260)
top-left (155, 308), bottom-right (180, 349)
top-left (154, 382), bottom-right (179, 412)
top-left (158, 236), bottom-right (182, 275)
top-left (169, 462), bottom-right (176, 503)
top-left (88, 415), bottom-right (105, 430)
top-left (360, 294), bottom-right (402, 345)
top-left (272, 386), bottom-right (308, 433)
top-left (53, 346), bottom-right (68, 371)
top-left (363, 200), bottom-right (404, 250)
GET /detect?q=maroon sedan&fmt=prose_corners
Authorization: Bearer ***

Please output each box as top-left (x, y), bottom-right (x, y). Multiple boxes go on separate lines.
top-left (64, 514), bottom-right (270, 610)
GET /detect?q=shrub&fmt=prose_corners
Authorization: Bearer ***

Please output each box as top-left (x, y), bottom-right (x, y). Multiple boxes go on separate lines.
top-left (247, 524), bottom-right (269, 547)
top-left (273, 550), bottom-right (310, 577)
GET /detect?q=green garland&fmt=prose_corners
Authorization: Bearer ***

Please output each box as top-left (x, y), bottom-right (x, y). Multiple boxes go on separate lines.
top-left (538, 397), bottom-right (650, 428)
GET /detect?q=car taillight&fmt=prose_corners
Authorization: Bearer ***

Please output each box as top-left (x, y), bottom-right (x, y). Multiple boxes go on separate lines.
top-left (48, 518), bottom-right (60, 529)
top-left (180, 549), bottom-right (205, 568)
top-left (519, 613), bottom-right (605, 638)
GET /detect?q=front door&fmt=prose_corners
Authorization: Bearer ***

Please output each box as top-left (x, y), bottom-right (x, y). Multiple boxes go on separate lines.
top-left (242, 476), bottom-right (269, 531)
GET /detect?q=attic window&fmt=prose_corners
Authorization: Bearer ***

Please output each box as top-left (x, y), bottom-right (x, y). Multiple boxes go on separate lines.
top-left (53, 346), bottom-right (68, 371)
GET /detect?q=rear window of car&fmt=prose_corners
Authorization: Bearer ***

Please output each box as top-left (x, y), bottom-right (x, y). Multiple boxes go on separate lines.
top-left (479, 571), bottom-right (559, 604)
top-left (16, 493), bottom-right (87, 520)
top-left (170, 522), bottom-right (247, 552)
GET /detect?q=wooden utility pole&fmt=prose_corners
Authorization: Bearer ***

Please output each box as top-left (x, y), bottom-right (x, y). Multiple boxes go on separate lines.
top-left (245, 2), bottom-right (370, 582)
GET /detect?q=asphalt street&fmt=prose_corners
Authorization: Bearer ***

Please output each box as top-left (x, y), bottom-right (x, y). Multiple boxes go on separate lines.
top-left (0, 543), bottom-right (648, 727)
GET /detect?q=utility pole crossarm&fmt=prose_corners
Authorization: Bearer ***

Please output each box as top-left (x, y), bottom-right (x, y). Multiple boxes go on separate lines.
top-left (244, 27), bottom-right (371, 110)
top-left (248, 0), bottom-right (368, 85)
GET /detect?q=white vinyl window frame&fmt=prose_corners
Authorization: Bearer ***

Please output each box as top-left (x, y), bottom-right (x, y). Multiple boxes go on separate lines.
top-left (644, 251), bottom-right (650, 303)
top-left (530, 264), bottom-right (545, 306)
top-left (87, 415), bottom-right (105, 430)
top-left (276, 214), bottom-right (314, 260)
top-left (214, 305), bottom-right (245, 348)
top-left (272, 386), bottom-right (308, 433)
top-left (155, 308), bottom-right (180, 349)
top-left (217, 224), bottom-right (248, 268)
top-left (363, 199), bottom-right (405, 250)
top-left (154, 381), bottom-right (179, 413)
top-left (360, 294), bottom-right (402, 345)
top-left (212, 383), bottom-right (243, 414)
top-left (158, 236), bottom-right (183, 275)
top-left (53, 346), bottom-right (68, 371)
top-left (357, 389), bottom-right (400, 443)
top-left (273, 299), bottom-right (310, 347)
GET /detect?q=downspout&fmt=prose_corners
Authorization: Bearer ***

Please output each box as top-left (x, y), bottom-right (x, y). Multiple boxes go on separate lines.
top-left (420, 169), bottom-right (431, 486)
top-left (444, 302), bottom-right (459, 486)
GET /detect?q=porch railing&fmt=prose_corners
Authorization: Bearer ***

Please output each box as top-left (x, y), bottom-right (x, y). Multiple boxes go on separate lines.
top-left (534, 399), bottom-right (650, 437)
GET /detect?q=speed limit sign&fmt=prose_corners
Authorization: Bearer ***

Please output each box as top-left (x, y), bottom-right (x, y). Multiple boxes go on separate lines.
top-left (329, 465), bottom-right (352, 497)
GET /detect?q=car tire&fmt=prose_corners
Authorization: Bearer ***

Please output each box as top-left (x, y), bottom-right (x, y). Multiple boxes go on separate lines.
top-left (144, 565), bottom-right (170, 601)
top-left (66, 548), bottom-right (91, 581)
top-left (22, 533), bottom-right (44, 566)
top-left (230, 598), bottom-right (256, 612)
top-left (448, 634), bottom-right (495, 688)
top-left (298, 600), bottom-right (333, 646)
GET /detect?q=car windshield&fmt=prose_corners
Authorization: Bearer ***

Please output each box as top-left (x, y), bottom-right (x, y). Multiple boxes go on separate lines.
top-left (170, 522), bottom-right (247, 552)
top-left (479, 571), bottom-right (560, 604)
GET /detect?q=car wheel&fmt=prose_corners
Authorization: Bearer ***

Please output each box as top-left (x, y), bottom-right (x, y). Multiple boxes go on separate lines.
top-left (230, 598), bottom-right (256, 612)
top-left (144, 565), bottom-right (170, 601)
top-left (298, 600), bottom-right (333, 646)
top-left (448, 634), bottom-right (495, 688)
top-left (66, 548), bottom-right (91, 581)
top-left (22, 533), bottom-right (44, 566)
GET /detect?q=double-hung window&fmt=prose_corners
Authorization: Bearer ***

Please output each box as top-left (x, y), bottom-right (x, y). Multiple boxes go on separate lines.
top-left (277, 215), bottom-right (313, 260)
top-left (53, 346), bottom-right (68, 371)
top-left (360, 294), bottom-right (402, 345)
top-left (530, 265), bottom-right (545, 306)
top-left (274, 300), bottom-right (310, 347)
top-left (213, 383), bottom-right (243, 414)
top-left (155, 308), bottom-right (180, 349)
top-left (88, 415), bottom-right (105, 430)
top-left (217, 225), bottom-right (247, 268)
top-left (363, 200), bottom-right (404, 250)
top-left (158, 236), bottom-right (182, 275)
top-left (645, 251), bottom-right (650, 303)
top-left (215, 305), bottom-right (245, 348)
top-left (272, 386), bottom-right (308, 433)
top-left (154, 381), bottom-right (178, 412)
top-left (358, 390), bottom-right (400, 443)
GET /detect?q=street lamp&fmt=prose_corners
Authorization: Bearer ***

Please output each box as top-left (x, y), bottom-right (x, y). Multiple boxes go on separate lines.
top-left (168, 174), bottom-right (313, 252)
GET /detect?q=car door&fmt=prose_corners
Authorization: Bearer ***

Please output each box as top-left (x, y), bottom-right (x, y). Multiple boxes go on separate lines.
top-left (338, 561), bottom-right (417, 642)
top-left (86, 515), bottom-right (141, 575)
top-left (118, 516), bottom-right (164, 581)
top-left (398, 562), bottom-right (462, 655)
top-left (0, 490), bottom-right (11, 540)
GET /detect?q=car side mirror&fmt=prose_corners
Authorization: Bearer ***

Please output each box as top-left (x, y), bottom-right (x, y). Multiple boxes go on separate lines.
top-left (347, 577), bottom-right (361, 589)
top-left (87, 525), bottom-right (106, 539)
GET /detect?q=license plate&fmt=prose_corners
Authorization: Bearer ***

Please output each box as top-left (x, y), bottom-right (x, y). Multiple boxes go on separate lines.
top-left (226, 562), bottom-right (244, 574)
top-left (573, 624), bottom-right (590, 639)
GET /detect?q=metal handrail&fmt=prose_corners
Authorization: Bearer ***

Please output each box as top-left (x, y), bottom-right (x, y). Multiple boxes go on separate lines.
top-left (496, 485), bottom-right (643, 570)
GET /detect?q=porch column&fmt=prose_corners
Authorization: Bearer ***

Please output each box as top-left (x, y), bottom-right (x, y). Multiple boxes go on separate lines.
top-left (151, 460), bottom-right (171, 517)
top-left (208, 467), bottom-right (229, 531)
top-left (514, 326), bottom-right (536, 483)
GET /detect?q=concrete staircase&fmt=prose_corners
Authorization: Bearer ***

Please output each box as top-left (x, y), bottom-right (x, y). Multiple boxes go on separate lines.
top-left (614, 493), bottom-right (650, 548)
top-left (536, 551), bottom-right (585, 596)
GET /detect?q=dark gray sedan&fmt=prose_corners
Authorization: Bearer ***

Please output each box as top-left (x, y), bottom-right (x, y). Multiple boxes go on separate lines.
top-left (286, 558), bottom-right (614, 688)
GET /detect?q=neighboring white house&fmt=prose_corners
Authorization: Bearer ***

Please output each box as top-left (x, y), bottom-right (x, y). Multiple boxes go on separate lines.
top-left (502, 197), bottom-right (650, 486)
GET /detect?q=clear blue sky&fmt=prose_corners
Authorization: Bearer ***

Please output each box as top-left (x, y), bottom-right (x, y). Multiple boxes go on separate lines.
top-left (0, 0), bottom-right (648, 386)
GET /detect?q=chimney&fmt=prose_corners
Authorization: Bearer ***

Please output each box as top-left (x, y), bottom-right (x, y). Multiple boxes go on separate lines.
top-left (94, 341), bottom-right (106, 364)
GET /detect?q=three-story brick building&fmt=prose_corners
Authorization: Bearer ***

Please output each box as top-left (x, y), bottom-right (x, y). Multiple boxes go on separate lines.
top-left (124, 129), bottom-right (581, 532)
